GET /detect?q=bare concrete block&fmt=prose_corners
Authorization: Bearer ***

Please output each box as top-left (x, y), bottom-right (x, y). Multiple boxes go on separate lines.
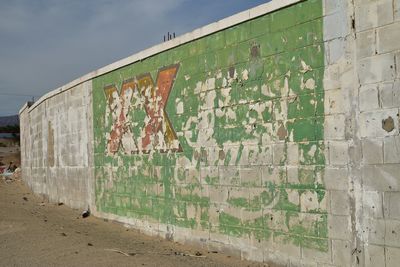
top-left (324, 0), bottom-right (346, 16)
top-left (324, 114), bottom-right (346, 140)
top-left (323, 167), bottom-right (349, 191)
top-left (355, 0), bottom-right (394, 31)
top-left (273, 143), bottom-right (286, 166)
top-left (386, 246), bottom-right (400, 267)
top-left (364, 244), bottom-right (385, 267)
top-left (385, 219), bottom-right (400, 247)
top-left (272, 233), bottom-right (301, 258)
top-left (357, 29), bottom-right (376, 59)
top-left (359, 109), bottom-right (399, 138)
top-left (364, 218), bottom-right (386, 245)
top-left (384, 192), bottom-right (400, 220)
top-left (379, 81), bottom-right (400, 109)
top-left (332, 239), bottom-right (352, 266)
top-left (364, 191), bottom-right (384, 219)
top-left (325, 89), bottom-right (348, 115)
top-left (328, 215), bottom-right (351, 240)
top-left (329, 141), bottom-right (349, 166)
top-left (323, 64), bottom-right (341, 91)
top-left (359, 84), bottom-right (379, 112)
top-left (358, 53), bottom-right (396, 84)
top-left (384, 136), bottom-right (400, 163)
top-left (377, 22), bottom-right (400, 54)
top-left (324, 10), bottom-right (348, 40)
top-left (330, 190), bottom-right (350, 216)
top-left (286, 143), bottom-right (299, 165)
top-left (328, 38), bottom-right (346, 65)
top-left (362, 139), bottom-right (384, 164)
top-left (362, 164), bottom-right (400, 191)
top-left (302, 241), bottom-right (332, 264)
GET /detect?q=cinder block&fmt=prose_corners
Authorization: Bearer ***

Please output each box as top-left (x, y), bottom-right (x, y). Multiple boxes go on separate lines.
top-left (377, 22), bottom-right (400, 54)
top-left (328, 38), bottom-right (346, 64)
top-left (358, 53), bottom-right (396, 84)
top-left (363, 191), bottom-right (384, 219)
top-left (355, 0), bottom-right (394, 31)
top-left (262, 165), bottom-right (286, 185)
top-left (384, 192), bottom-right (400, 220)
top-left (384, 136), bottom-right (400, 163)
top-left (362, 139), bottom-right (384, 164)
top-left (324, 114), bottom-right (346, 140)
top-left (364, 218), bottom-right (386, 245)
top-left (272, 233), bottom-right (301, 258)
top-left (386, 246), bottom-right (400, 267)
top-left (273, 143), bottom-right (286, 166)
top-left (330, 190), bottom-right (350, 216)
top-left (219, 166), bottom-right (240, 186)
top-left (328, 215), bottom-right (351, 240)
top-left (301, 240), bottom-right (332, 264)
top-left (325, 89), bottom-right (348, 115)
top-left (357, 29), bottom-right (376, 59)
top-left (362, 164), bottom-right (400, 191)
top-left (329, 141), bottom-right (349, 166)
top-left (385, 219), bottom-right (400, 247)
top-left (324, 10), bottom-right (348, 40)
top-left (323, 64), bottom-right (341, 91)
top-left (324, 0), bottom-right (346, 16)
top-left (332, 239), bottom-right (352, 266)
top-left (324, 167), bottom-right (349, 191)
top-left (359, 109), bottom-right (399, 138)
top-left (359, 84), bottom-right (379, 111)
top-left (364, 244), bottom-right (385, 267)
top-left (239, 166), bottom-right (262, 187)
top-left (379, 81), bottom-right (400, 109)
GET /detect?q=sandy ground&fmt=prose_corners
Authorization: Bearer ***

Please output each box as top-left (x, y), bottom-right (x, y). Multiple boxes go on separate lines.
top-left (0, 147), bottom-right (274, 267)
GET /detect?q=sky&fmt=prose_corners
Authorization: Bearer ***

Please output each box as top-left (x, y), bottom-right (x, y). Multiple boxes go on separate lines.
top-left (0, 0), bottom-right (269, 116)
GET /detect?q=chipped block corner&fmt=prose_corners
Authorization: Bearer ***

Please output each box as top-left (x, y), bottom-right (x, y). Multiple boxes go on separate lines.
top-left (19, 0), bottom-right (400, 266)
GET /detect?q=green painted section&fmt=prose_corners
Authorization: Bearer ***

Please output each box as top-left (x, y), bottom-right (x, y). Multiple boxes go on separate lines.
top-left (93, 0), bottom-right (327, 252)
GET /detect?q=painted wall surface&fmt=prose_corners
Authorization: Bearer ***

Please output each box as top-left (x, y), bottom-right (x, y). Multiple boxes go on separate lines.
top-left (19, 0), bottom-right (400, 266)
top-left (92, 0), bottom-right (327, 258)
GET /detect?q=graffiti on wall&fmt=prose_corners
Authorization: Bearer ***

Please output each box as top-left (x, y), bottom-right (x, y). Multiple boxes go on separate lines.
top-left (104, 64), bottom-right (181, 154)
top-left (93, 0), bottom-right (327, 252)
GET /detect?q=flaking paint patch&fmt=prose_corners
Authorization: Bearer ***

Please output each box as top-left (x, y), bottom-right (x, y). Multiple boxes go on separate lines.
top-left (92, 0), bottom-right (327, 254)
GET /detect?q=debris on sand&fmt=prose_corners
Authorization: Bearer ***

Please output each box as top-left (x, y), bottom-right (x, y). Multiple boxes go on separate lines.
top-left (22, 197), bottom-right (28, 201)
top-left (82, 208), bottom-right (90, 218)
top-left (104, 248), bottom-right (131, 257)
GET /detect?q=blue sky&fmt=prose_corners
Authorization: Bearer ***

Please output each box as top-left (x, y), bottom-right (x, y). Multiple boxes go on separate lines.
top-left (0, 0), bottom-right (268, 116)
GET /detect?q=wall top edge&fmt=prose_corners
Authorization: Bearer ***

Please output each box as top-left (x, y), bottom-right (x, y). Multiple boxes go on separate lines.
top-left (26, 0), bottom-right (303, 113)
top-left (19, 102), bottom-right (29, 115)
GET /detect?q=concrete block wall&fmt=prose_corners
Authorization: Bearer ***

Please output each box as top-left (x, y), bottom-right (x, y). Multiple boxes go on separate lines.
top-left (18, 0), bottom-right (400, 266)
top-left (19, 81), bottom-right (94, 209)
top-left (353, 0), bottom-right (400, 266)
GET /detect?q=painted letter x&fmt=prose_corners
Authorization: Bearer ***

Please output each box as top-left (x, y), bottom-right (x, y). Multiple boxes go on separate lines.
top-left (137, 64), bottom-right (181, 152)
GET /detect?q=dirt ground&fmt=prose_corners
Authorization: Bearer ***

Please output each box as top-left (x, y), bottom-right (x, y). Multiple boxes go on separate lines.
top-left (0, 146), bottom-right (273, 267)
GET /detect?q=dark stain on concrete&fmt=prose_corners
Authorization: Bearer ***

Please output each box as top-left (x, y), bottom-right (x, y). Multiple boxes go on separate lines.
top-left (382, 116), bottom-right (395, 132)
top-left (277, 124), bottom-right (288, 140)
top-left (228, 66), bottom-right (235, 78)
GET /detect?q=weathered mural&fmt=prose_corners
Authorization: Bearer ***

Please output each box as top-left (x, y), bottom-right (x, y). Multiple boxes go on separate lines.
top-left (103, 64), bottom-right (181, 154)
top-left (93, 0), bottom-right (326, 252)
